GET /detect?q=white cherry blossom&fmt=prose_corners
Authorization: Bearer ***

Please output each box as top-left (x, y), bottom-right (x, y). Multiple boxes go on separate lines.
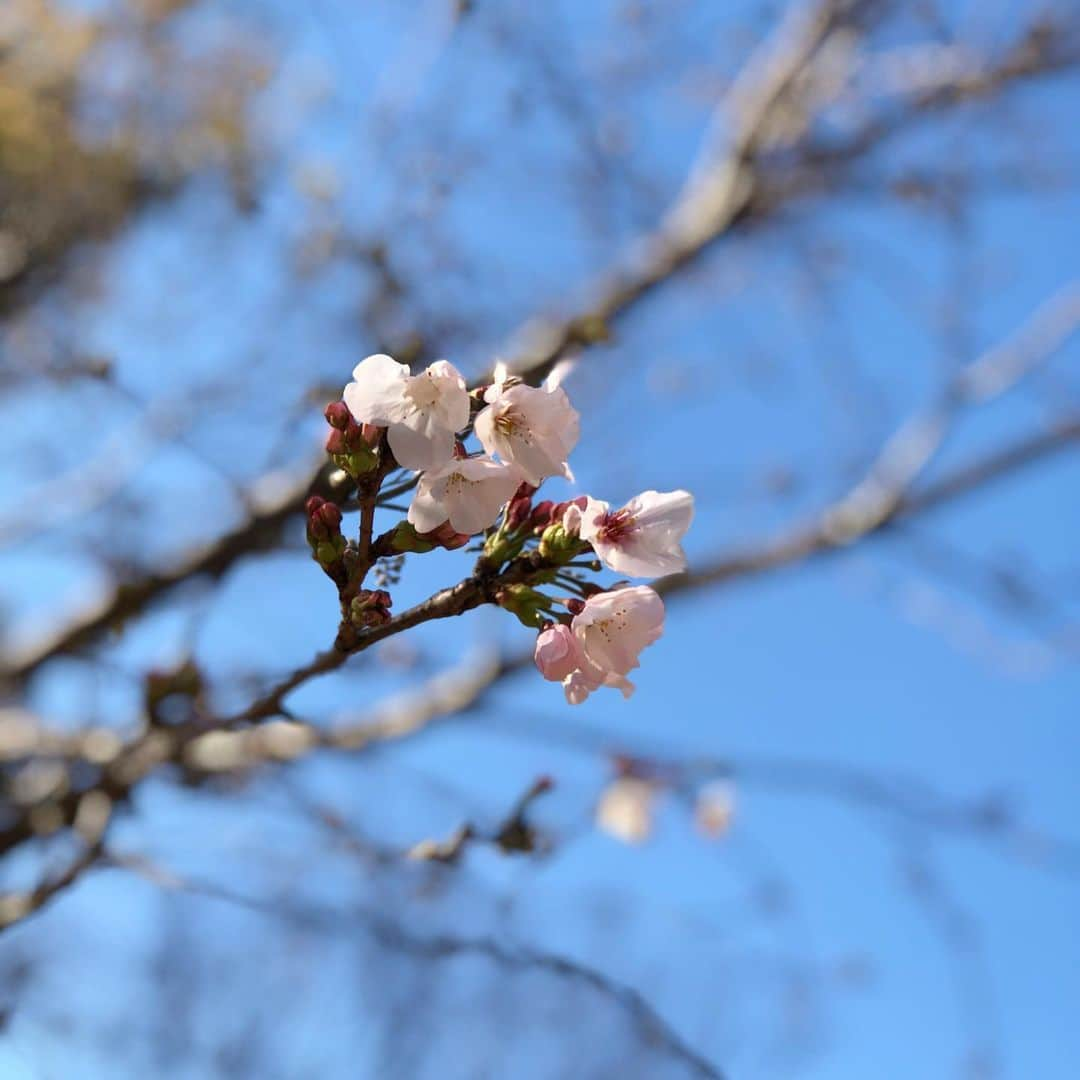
top-left (569, 490), bottom-right (693, 578)
top-left (474, 380), bottom-right (579, 485)
top-left (407, 456), bottom-right (521, 536)
top-left (343, 354), bottom-right (469, 472)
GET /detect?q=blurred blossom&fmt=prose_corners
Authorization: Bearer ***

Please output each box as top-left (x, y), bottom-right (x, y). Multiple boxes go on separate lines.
top-left (596, 777), bottom-right (657, 844)
top-left (695, 780), bottom-right (737, 838)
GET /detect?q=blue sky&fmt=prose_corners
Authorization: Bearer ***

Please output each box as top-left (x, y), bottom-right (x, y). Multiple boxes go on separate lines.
top-left (1, 0), bottom-right (1078, 1076)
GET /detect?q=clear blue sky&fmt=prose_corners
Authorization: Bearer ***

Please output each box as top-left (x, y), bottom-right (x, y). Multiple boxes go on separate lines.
top-left (1, 0), bottom-right (1078, 1076)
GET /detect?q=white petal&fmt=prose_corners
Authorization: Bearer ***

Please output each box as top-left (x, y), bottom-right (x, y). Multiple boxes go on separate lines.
top-left (575, 497), bottom-right (610, 545)
top-left (388, 418), bottom-right (455, 472)
top-left (473, 406), bottom-right (500, 459)
top-left (627, 490), bottom-right (695, 545)
top-left (544, 358), bottom-right (576, 391)
top-left (503, 434), bottom-right (560, 486)
top-left (562, 503), bottom-right (583, 536)
top-left (344, 353), bottom-right (409, 425)
top-left (563, 670), bottom-right (598, 705)
top-left (426, 360), bottom-right (470, 431)
top-left (446, 459), bottom-right (520, 534)
top-left (407, 479), bottom-right (448, 533)
top-left (598, 543), bottom-right (687, 579)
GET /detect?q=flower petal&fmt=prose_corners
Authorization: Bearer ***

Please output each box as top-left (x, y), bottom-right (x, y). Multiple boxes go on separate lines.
top-left (344, 353), bottom-right (409, 425)
top-left (388, 417), bottom-right (455, 472)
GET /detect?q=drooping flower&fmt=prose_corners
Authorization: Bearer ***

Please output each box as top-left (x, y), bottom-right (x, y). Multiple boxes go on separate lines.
top-left (566, 490), bottom-right (694, 578)
top-left (343, 354), bottom-right (470, 472)
top-left (474, 379), bottom-right (580, 485)
top-left (543, 586), bottom-right (665, 705)
top-left (407, 456), bottom-right (521, 536)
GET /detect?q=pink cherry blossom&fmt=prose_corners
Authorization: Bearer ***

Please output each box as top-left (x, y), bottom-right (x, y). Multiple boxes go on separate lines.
top-left (474, 380), bottom-right (579, 485)
top-left (343, 354), bottom-right (469, 472)
top-left (534, 624), bottom-right (582, 682)
top-left (407, 456), bottom-right (521, 536)
top-left (546, 586), bottom-right (664, 705)
top-left (572, 585), bottom-right (665, 678)
top-left (571, 490), bottom-right (693, 578)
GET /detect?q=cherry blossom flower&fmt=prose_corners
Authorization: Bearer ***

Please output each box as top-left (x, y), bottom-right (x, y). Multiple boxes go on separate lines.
top-left (343, 354), bottom-right (469, 472)
top-left (474, 379), bottom-right (580, 485)
top-left (407, 456), bottom-right (521, 536)
top-left (566, 490), bottom-right (694, 578)
top-left (596, 776), bottom-right (657, 844)
top-left (573, 584), bottom-right (664, 676)
top-left (543, 586), bottom-right (665, 704)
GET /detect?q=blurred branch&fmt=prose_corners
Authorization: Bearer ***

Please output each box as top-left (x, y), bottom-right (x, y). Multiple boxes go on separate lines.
top-left (103, 850), bottom-right (729, 1080)
top-left (202, 280), bottom-right (1080, 728)
top-left (1, 411), bottom-right (1071, 909)
top-left (5, 1), bottom-right (1075, 689)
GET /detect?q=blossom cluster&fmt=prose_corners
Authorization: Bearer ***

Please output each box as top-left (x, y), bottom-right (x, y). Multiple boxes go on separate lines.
top-left (318, 353), bottom-right (693, 705)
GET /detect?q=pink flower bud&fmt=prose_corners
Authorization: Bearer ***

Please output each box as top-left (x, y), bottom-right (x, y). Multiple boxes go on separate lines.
top-left (360, 423), bottom-right (382, 448)
top-left (534, 624), bottom-right (581, 682)
top-left (324, 401), bottom-right (352, 430)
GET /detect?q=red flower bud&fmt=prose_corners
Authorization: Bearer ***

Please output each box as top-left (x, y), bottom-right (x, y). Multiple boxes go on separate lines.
top-left (324, 401), bottom-right (352, 430)
top-left (349, 588), bottom-right (394, 628)
top-left (505, 500), bottom-right (531, 532)
top-left (504, 481), bottom-right (537, 531)
top-left (566, 598), bottom-right (585, 615)
top-left (421, 521), bottom-right (471, 550)
top-left (316, 502), bottom-right (342, 531)
top-left (307, 498), bottom-right (343, 541)
top-left (326, 429), bottom-right (348, 455)
top-left (360, 423), bottom-right (382, 448)
top-left (529, 501), bottom-right (554, 530)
